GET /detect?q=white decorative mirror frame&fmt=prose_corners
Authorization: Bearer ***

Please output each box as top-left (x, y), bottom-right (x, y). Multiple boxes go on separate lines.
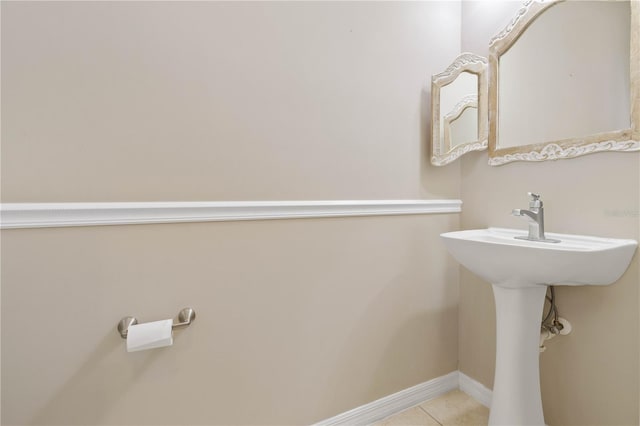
top-left (431, 53), bottom-right (488, 166)
top-left (488, 0), bottom-right (639, 166)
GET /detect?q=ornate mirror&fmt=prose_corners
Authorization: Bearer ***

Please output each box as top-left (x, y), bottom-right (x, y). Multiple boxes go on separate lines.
top-left (488, 0), bottom-right (639, 165)
top-left (431, 53), bottom-right (488, 166)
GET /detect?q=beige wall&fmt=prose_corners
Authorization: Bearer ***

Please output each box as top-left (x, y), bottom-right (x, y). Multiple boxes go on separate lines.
top-left (461, 2), bottom-right (639, 425)
top-left (1, 2), bottom-right (461, 425)
top-left (2, 217), bottom-right (461, 425)
top-left (1, 1), bottom-right (461, 202)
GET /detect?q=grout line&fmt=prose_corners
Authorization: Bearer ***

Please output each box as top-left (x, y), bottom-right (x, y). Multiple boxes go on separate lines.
top-left (418, 405), bottom-right (443, 426)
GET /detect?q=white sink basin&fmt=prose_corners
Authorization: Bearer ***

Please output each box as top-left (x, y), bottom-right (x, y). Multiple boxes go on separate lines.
top-left (441, 227), bottom-right (637, 288)
top-left (441, 227), bottom-right (637, 425)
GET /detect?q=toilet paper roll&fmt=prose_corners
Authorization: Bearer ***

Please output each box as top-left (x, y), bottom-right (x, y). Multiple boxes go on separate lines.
top-left (126, 319), bottom-right (173, 352)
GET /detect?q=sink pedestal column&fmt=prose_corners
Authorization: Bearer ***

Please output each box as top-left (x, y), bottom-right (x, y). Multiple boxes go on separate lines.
top-left (489, 284), bottom-right (547, 426)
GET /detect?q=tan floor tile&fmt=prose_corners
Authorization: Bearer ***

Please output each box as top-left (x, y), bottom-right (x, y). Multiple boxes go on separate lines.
top-left (373, 406), bottom-right (441, 426)
top-left (419, 390), bottom-right (489, 426)
top-left (440, 405), bottom-right (488, 426)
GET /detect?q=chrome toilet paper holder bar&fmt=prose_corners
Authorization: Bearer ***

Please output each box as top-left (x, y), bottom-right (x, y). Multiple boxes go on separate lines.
top-left (117, 307), bottom-right (196, 339)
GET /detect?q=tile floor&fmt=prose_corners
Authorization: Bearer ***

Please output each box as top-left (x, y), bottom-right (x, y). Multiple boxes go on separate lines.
top-left (373, 390), bottom-right (489, 426)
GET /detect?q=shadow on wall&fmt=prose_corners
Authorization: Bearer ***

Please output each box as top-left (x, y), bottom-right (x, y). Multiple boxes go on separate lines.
top-left (420, 86), bottom-right (432, 190)
top-left (420, 86), bottom-right (461, 198)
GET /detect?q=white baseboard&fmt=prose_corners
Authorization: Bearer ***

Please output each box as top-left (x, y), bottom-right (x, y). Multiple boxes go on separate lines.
top-left (313, 371), bottom-right (459, 426)
top-left (314, 371), bottom-right (492, 426)
top-left (458, 371), bottom-right (492, 408)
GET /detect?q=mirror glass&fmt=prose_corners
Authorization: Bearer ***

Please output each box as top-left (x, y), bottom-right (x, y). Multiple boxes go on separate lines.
top-left (431, 53), bottom-right (488, 166)
top-left (445, 95), bottom-right (478, 153)
top-left (488, 0), bottom-right (639, 165)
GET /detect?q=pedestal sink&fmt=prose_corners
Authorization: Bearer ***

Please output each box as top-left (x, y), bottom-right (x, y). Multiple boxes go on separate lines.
top-left (441, 228), bottom-right (637, 426)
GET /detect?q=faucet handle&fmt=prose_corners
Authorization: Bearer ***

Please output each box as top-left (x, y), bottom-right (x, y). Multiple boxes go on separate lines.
top-left (527, 192), bottom-right (542, 208)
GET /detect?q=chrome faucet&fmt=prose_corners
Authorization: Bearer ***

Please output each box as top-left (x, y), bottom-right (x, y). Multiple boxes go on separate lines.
top-left (512, 192), bottom-right (560, 243)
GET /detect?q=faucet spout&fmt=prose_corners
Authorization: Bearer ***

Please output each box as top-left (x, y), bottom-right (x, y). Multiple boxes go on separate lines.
top-left (512, 208), bottom-right (539, 222)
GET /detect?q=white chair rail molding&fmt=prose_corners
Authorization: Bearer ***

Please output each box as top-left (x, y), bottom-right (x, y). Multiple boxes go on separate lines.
top-left (0, 199), bottom-right (462, 229)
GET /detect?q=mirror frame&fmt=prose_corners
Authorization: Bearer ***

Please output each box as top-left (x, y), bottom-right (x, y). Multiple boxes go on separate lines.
top-left (487, 0), bottom-right (640, 166)
top-left (431, 53), bottom-right (488, 166)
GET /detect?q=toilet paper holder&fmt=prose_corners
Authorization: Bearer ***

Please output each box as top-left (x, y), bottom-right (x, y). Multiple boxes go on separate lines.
top-left (117, 307), bottom-right (196, 339)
